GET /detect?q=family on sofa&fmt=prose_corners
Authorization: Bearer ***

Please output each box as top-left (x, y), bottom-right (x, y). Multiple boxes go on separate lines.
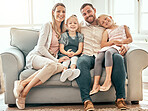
top-left (13, 3), bottom-right (132, 110)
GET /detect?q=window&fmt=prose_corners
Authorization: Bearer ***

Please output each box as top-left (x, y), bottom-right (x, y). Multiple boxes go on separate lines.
top-left (109, 0), bottom-right (148, 35)
top-left (0, 0), bottom-right (29, 25)
top-left (0, 0), bottom-right (30, 52)
top-left (0, 0), bottom-right (91, 52)
top-left (141, 0), bottom-right (148, 34)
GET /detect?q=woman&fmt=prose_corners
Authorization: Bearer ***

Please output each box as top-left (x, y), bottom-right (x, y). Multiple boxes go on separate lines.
top-left (13, 3), bottom-right (69, 109)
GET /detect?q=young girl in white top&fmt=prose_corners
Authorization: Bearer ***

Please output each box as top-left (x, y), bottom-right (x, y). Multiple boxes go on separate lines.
top-left (58, 15), bottom-right (84, 82)
top-left (13, 3), bottom-right (70, 109)
top-left (90, 14), bottom-right (132, 95)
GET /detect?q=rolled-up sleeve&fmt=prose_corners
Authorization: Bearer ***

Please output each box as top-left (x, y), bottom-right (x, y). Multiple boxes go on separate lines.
top-left (59, 33), bottom-right (68, 46)
top-left (78, 33), bottom-right (84, 43)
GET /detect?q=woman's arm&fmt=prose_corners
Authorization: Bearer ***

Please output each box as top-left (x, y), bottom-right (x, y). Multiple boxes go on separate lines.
top-left (58, 56), bottom-right (70, 63)
top-left (120, 25), bottom-right (133, 44)
top-left (100, 30), bottom-right (114, 48)
top-left (74, 42), bottom-right (83, 56)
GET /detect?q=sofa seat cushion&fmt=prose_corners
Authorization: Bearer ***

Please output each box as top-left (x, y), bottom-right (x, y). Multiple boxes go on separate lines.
top-left (19, 69), bottom-right (72, 87)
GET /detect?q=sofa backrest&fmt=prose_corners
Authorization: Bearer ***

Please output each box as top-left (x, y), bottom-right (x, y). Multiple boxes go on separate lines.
top-left (10, 28), bottom-right (39, 57)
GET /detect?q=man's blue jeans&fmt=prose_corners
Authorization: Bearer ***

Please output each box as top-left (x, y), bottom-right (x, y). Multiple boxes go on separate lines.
top-left (76, 54), bottom-right (126, 103)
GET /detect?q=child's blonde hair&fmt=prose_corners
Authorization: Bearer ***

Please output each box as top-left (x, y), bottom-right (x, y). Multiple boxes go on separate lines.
top-left (66, 15), bottom-right (81, 33)
top-left (97, 14), bottom-right (115, 27)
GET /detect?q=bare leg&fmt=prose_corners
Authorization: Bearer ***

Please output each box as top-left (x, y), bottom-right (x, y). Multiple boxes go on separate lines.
top-left (101, 48), bottom-right (118, 91)
top-left (100, 66), bottom-right (112, 91)
top-left (24, 63), bottom-right (63, 88)
top-left (70, 64), bottom-right (76, 70)
top-left (20, 70), bottom-right (41, 88)
top-left (89, 76), bottom-right (101, 95)
top-left (34, 81), bottom-right (42, 87)
top-left (70, 56), bottom-right (78, 70)
top-left (62, 60), bottom-right (70, 70)
top-left (21, 76), bottom-right (41, 97)
top-left (21, 62), bottom-right (58, 97)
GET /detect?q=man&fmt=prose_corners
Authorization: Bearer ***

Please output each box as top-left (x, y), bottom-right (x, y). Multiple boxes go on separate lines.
top-left (76, 3), bottom-right (128, 111)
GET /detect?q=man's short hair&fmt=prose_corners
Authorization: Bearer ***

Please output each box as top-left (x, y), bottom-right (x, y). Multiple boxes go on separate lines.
top-left (80, 3), bottom-right (94, 12)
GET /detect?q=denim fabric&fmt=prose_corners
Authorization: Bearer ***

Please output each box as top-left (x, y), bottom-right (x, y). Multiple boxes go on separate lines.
top-left (76, 54), bottom-right (126, 102)
top-left (76, 55), bottom-right (95, 102)
top-left (111, 53), bottom-right (126, 100)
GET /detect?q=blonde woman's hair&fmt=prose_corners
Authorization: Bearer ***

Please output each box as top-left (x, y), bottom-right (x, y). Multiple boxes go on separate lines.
top-left (66, 15), bottom-right (81, 33)
top-left (52, 3), bottom-right (66, 39)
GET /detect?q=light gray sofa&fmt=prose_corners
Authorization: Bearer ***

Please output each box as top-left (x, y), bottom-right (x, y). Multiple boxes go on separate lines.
top-left (1, 28), bottom-right (148, 106)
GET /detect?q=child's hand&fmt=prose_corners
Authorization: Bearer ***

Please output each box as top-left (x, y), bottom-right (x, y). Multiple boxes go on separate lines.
top-left (66, 49), bottom-right (74, 57)
top-left (112, 40), bottom-right (122, 45)
top-left (66, 49), bottom-right (72, 57)
top-left (68, 51), bottom-right (74, 57)
top-left (116, 44), bottom-right (129, 56)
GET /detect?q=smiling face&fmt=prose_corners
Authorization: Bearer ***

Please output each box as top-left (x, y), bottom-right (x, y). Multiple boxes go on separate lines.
top-left (66, 17), bottom-right (79, 32)
top-left (98, 15), bottom-right (114, 28)
top-left (53, 5), bottom-right (66, 23)
top-left (81, 5), bottom-right (96, 24)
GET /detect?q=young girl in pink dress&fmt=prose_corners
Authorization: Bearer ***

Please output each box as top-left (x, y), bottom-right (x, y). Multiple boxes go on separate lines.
top-left (90, 14), bottom-right (133, 95)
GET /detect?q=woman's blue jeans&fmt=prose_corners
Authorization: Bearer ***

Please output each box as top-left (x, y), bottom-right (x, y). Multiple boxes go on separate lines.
top-left (76, 54), bottom-right (126, 103)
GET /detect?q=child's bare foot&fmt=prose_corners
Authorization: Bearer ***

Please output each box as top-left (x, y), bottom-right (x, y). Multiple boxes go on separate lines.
top-left (100, 79), bottom-right (112, 91)
top-left (89, 84), bottom-right (100, 95)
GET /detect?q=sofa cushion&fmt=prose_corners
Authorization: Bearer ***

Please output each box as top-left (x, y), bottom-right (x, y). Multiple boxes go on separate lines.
top-left (10, 28), bottom-right (39, 57)
top-left (20, 69), bottom-right (72, 87)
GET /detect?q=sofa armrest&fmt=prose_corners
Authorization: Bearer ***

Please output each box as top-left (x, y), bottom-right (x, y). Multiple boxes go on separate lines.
top-left (125, 44), bottom-right (148, 101)
top-left (0, 46), bottom-right (25, 104)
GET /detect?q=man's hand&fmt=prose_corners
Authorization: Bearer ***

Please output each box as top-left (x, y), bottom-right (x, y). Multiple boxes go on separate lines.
top-left (58, 56), bottom-right (70, 63)
top-left (116, 44), bottom-right (129, 56)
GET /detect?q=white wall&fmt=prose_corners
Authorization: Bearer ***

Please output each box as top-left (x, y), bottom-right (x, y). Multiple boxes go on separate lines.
top-left (92, 0), bottom-right (108, 16)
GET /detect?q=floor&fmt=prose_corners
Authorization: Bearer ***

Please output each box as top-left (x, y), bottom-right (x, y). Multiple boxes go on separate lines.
top-left (0, 83), bottom-right (148, 111)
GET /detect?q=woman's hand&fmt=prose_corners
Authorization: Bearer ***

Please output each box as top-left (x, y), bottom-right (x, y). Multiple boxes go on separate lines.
top-left (58, 56), bottom-right (70, 63)
top-left (116, 44), bottom-right (129, 56)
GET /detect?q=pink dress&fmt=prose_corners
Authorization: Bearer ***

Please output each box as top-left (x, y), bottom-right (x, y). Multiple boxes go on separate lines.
top-left (99, 25), bottom-right (127, 53)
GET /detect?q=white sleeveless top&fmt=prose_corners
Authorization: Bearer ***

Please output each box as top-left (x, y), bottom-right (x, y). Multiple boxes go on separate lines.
top-left (107, 25), bottom-right (126, 41)
top-left (99, 25), bottom-right (127, 53)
